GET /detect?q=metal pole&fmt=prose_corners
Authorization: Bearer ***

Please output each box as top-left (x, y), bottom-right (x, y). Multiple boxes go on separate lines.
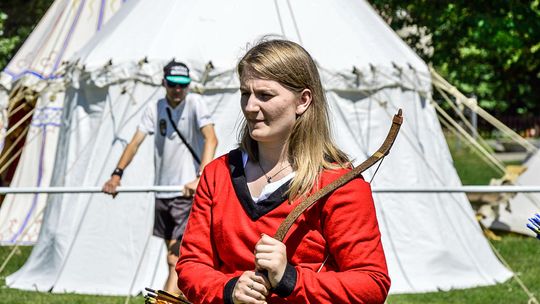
top-left (2, 185), bottom-right (540, 194)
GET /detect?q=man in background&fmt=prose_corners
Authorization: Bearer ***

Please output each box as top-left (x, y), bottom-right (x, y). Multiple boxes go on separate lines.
top-left (102, 60), bottom-right (217, 293)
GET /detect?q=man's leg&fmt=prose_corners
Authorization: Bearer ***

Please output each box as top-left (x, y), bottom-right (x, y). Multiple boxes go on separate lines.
top-left (164, 196), bottom-right (192, 294)
top-left (155, 198), bottom-right (182, 294)
top-left (164, 239), bottom-right (181, 294)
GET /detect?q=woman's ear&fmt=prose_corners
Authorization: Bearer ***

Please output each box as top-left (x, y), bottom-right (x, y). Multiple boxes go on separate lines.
top-left (296, 89), bottom-right (312, 115)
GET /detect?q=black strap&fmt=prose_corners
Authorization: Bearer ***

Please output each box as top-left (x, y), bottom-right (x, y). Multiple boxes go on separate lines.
top-left (166, 107), bottom-right (201, 165)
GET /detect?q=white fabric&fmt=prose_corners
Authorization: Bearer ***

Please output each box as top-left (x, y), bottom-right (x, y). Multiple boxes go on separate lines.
top-left (483, 151), bottom-right (540, 236)
top-left (138, 95), bottom-right (213, 198)
top-left (241, 151), bottom-right (295, 202)
top-left (0, 0), bottom-right (125, 243)
top-left (0, 90), bottom-right (63, 244)
top-left (7, 82), bottom-right (169, 294)
top-left (3, 0), bottom-right (123, 80)
top-left (0, 76), bottom-right (8, 152)
top-left (6, 0), bottom-right (512, 296)
top-left (251, 173), bottom-right (294, 203)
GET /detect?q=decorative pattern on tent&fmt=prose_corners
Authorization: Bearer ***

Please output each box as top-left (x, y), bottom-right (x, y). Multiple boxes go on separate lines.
top-left (0, 0), bottom-right (126, 245)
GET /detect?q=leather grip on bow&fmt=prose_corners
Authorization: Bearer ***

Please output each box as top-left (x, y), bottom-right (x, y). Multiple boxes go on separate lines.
top-left (273, 108), bottom-right (403, 242)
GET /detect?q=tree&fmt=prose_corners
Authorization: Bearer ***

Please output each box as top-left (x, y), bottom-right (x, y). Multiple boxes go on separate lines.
top-left (371, 0), bottom-right (540, 116)
top-left (0, 0), bottom-right (53, 69)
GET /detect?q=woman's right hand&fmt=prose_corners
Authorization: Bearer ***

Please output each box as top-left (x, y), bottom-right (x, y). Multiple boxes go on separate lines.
top-left (232, 270), bottom-right (270, 304)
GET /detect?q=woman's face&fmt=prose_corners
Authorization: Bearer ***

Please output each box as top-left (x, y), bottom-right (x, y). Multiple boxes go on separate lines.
top-left (240, 77), bottom-right (311, 145)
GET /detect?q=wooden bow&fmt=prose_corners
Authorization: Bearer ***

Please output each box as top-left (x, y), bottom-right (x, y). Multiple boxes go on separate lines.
top-left (273, 108), bottom-right (403, 242)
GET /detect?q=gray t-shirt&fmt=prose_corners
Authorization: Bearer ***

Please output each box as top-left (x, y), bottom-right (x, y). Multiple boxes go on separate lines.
top-left (138, 94), bottom-right (213, 198)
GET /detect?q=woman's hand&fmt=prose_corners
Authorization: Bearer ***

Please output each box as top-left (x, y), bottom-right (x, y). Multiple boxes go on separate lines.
top-left (254, 234), bottom-right (287, 288)
top-left (232, 271), bottom-right (270, 304)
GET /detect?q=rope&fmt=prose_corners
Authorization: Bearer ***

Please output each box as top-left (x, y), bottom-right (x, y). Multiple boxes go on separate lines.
top-left (379, 103), bottom-right (500, 282)
top-left (286, 0), bottom-right (303, 45)
top-left (430, 69), bottom-right (537, 154)
top-left (273, 0), bottom-right (286, 38)
top-left (481, 222), bottom-right (539, 304)
top-left (3, 107), bottom-right (35, 140)
top-left (432, 101), bottom-right (506, 173)
top-left (369, 156), bottom-right (384, 184)
top-left (0, 125), bottom-right (31, 176)
top-left (437, 111), bottom-right (505, 175)
top-left (0, 124), bottom-right (30, 166)
top-left (6, 102), bottom-right (29, 124)
top-left (435, 86), bottom-right (500, 159)
top-left (0, 204), bottom-right (46, 275)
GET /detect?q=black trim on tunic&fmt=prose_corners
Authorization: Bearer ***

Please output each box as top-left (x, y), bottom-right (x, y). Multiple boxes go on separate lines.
top-left (228, 149), bottom-right (290, 220)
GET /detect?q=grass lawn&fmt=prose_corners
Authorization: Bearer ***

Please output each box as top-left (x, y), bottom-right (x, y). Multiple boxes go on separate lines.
top-left (0, 246), bottom-right (144, 304)
top-left (387, 232), bottom-right (539, 303)
top-left (0, 132), bottom-right (538, 303)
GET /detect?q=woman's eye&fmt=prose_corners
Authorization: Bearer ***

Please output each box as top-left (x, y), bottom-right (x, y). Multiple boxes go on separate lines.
top-left (259, 93), bottom-right (273, 101)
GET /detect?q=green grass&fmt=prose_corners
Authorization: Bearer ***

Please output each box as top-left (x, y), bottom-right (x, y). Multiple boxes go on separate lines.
top-left (0, 246), bottom-right (144, 304)
top-left (387, 233), bottom-right (539, 303)
top-left (0, 132), bottom-right (538, 303)
top-left (1, 235), bottom-right (538, 303)
top-left (446, 132), bottom-right (504, 185)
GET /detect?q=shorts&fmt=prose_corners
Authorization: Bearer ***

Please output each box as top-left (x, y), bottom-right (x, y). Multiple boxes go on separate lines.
top-left (153, 196), bottom-right (193, 241)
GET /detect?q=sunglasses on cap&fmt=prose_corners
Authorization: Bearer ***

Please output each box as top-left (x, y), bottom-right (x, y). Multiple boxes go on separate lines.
top-left (165, 80), bottom-right (189, 88)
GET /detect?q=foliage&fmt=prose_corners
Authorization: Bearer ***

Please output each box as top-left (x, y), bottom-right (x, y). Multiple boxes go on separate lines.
top-left (0, 12), bottom-right (19, 69)
top-left (0, 0), bottom-right (54, 69)
top-left (371, 0), bottom-right (540, 116)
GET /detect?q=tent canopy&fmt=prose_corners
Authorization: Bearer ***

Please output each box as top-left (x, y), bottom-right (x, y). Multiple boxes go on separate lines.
top-left (3, 0), bottom-right (124, 82)
top-left (0, 0), bottom-right (125, 244)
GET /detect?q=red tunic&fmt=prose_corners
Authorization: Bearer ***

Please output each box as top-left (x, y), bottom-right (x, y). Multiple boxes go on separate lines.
top-left (177, 149), bottom-right (390, 303)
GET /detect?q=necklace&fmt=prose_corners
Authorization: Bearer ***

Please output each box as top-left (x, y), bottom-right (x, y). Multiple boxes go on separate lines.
top-left (257, 162), bottom-right (291, 183)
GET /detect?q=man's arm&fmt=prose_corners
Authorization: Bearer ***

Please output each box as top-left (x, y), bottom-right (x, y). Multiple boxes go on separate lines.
top-left (102, 130), bottom-right (147, 197)
top-left (183, 124), bottom-right (218, 197)
top-left (198, 124), bottom-right (218, 172)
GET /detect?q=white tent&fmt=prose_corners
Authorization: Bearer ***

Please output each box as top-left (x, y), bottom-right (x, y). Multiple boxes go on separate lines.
top-left (429, 70), bottom-right (539, 237)
top-left (0, 0), bottom-right (125, 244)
top-left (7, 0), bottom-right (512, 296)
top-left (485, 151), bottom-right (540, 236)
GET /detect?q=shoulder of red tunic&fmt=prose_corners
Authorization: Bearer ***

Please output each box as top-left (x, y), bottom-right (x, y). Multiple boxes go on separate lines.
top-left (318, 166), bottom-right (366, 186)
top-left (202, 150), bottom-right (231, 172)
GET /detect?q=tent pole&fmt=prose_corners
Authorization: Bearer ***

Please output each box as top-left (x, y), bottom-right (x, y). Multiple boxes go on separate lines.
top-left (432, 101), bottom-right (506, 172)
top-left (437, 112), bottom-right (504, 174)
top-left (434, 86), bottom-right (498, 156)
top-left (430, 68), bottom-right (537, 153)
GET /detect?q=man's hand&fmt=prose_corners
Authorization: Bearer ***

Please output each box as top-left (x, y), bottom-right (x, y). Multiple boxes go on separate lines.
top-left (183, 178), bottom-right (199, 198)
top-left (102, 175), bottom-right (121, 198)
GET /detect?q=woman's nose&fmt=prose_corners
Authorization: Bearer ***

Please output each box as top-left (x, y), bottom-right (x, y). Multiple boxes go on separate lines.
top-left (243, 94), bottom-right (260, 112)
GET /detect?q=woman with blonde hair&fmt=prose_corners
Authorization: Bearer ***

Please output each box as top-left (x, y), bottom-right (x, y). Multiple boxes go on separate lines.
top-left (176, 39), bottom-right (390, 304)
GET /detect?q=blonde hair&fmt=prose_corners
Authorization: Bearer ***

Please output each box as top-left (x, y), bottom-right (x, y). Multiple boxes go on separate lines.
top-left (237, 39), bottom-right (350, 201)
